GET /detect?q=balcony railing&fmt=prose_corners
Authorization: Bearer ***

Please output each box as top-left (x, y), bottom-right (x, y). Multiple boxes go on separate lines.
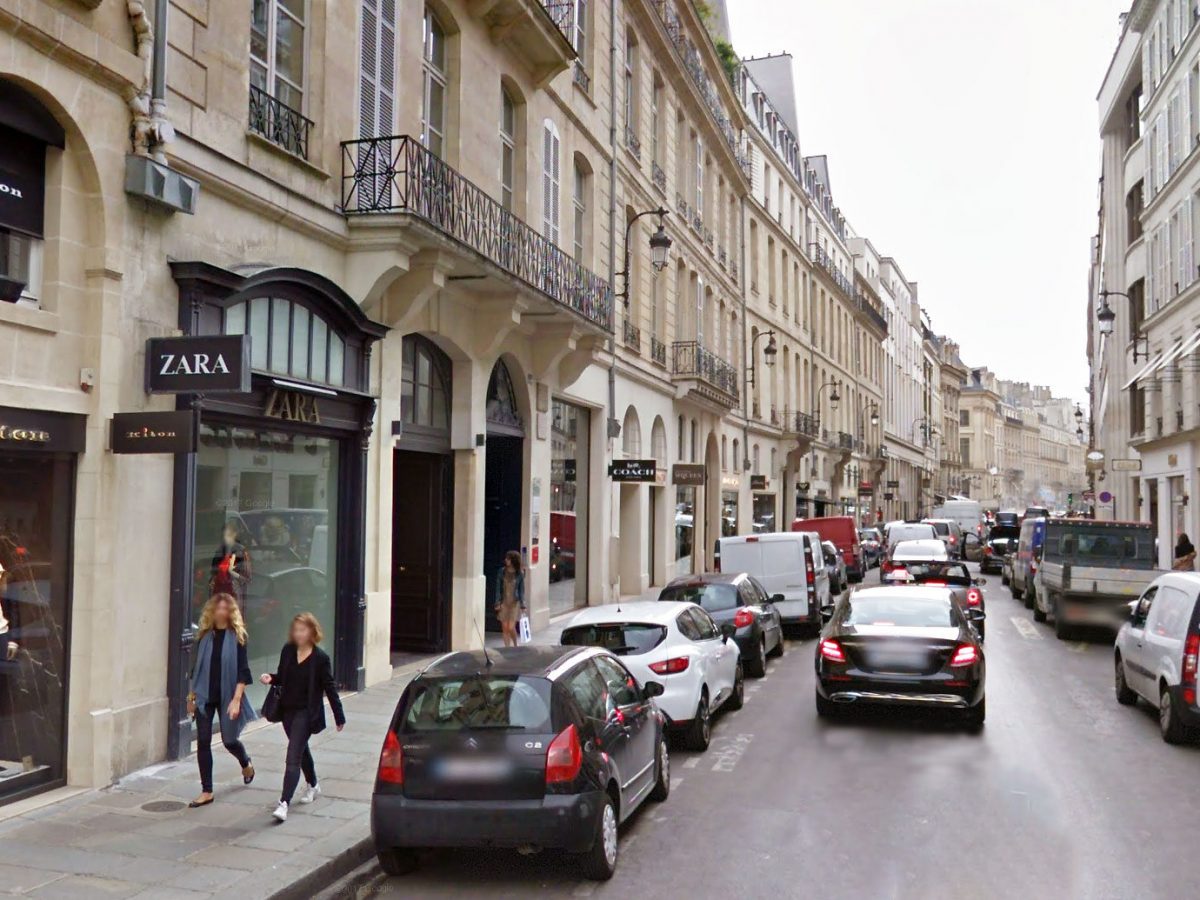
top-left (540, 0), bottom-right (575, 39)
top-left (811, 244), bottom-right (853, 300)
top-left (341, 135), bottom-right (613, 331)
top-left (623, 318), bottom-right (641, 351)
top-left (573, 60), bottom-right (590, 91)
top-left (672, 341), bottom-right (739, 401)
top-left (650, 336), bottom-right (667, 366)
top-left (651, 161), bottom-right (667, 191)
top-left (249, 85), bottom-right (313, 160)
top-left (788, 411), bottom-right (820, 438)
top-left (625, 126), bottom-right (642, 161)
top-left (854, 287), bottom-right (889, 334)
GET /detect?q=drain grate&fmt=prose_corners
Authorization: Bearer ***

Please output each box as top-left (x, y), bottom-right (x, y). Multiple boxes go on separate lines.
top-left (141, 800), bottom-right (187, 813)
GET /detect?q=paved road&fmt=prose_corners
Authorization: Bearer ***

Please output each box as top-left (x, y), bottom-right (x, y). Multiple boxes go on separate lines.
top-left (344, 566), bottom-right (1198, 900)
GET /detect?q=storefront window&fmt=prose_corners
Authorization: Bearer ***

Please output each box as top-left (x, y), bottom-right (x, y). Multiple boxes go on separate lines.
top-left (722, 491), bottom-right (739, 537)
top-left (753, 493), bottom-right (776, 533)
top-left (675, 486), bottom-right (694, 572)
top-left (0, 454), bottom-right (72, 798)
top-left (550, 400), bottom-right (589, 615)
top-left (192, 424), bottom-right (339, 711)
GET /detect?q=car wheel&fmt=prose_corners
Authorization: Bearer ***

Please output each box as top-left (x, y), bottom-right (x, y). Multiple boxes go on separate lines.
top-left (1114, 655), bottom-right (1137, 706)
top-left (724, 662), bottom-right (745, 711)
top-left (815, 687), bottom-right (839, 718)
top-left (1033, 598), bottom-right (1047, 624)
top-left (377, 848), bottom-right (418, 876)
top-left (1159, 685), bottom-right (1191, 744)
top-left (580, 793), bottom-right (619, 880)
top-left (683, 693), bottom-right (711, 751)
top-left (746, 639), bottom-right (767, 678)
top-left (963, 697), bottom-right (986, 732)
top-left (767, 630), bottom-right (785, 658)
top-left (1053, 610), bottom-right (1073, 641)
top-left (1010, 582), bottom-right (1023, 600)
top-left (649, 738), bottom-right (670, 802)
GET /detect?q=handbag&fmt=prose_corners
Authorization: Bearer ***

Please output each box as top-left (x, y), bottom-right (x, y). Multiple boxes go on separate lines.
top-left (260, 683), bottom-right (283, 723)
top-left (517, 613), bottom-right (532, 645)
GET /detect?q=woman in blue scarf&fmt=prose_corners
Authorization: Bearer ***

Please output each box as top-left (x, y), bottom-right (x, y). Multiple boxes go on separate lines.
top-left (187, 593), bottom-right (257, 808)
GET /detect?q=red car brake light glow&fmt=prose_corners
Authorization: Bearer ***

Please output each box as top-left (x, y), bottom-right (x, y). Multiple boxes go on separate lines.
top-left (377, 730), bottom-right (404, 785)
top-left (734, 608), bottom-right (756, 628)
top-left (820, 639), bottom-right (846, 663)
top-left (649, 656), bottom-right (691, 675)
top-left (1183, 633), bottom-right (1199, 705)
top-left (949, 644), bottom-right (979, 668)
top-left (966, 588), bottom-right (983, 607)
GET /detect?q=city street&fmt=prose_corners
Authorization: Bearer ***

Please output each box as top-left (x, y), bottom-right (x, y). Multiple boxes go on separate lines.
top-left (344, 567), bottom-right (1197, 900)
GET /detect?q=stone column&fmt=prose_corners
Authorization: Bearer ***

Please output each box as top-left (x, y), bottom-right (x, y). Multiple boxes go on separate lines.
top-left (449, 358), bottom-right (488, 650)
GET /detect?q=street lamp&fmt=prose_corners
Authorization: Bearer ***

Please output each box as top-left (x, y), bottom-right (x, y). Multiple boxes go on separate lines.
top-left (746, 330), bottom-right (777, 386)
top-left (616, 207), bottom-right (671, 309)
top-left (870, 404), bottom-right (880, 427)
top-left (812, 379), bottom-right (841, 431)
top-left (1095, 290), bottom-right (1152, 361)
top-left (912, 417), bottom-right (936, 446)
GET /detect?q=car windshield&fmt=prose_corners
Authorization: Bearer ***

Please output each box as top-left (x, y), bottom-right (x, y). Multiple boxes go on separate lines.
top-left (845, 595), bottom-right (957, 628)
top-left (904, 562), bottom-right (973, 585)
top-left (659, 583), bottom-right (738, 612)
top-left (400, 676), bottom-right (553, 733)
top-left (560, 623), bottom-right (667, 656)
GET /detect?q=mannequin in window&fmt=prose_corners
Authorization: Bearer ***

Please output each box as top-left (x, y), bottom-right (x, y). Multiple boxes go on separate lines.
top-left (210, 521), bottom-right (252, 602)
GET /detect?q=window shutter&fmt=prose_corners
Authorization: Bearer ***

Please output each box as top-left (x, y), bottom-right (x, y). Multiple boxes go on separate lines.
top-left (695, 277), bottom-right (704, 344)
top-left (359, 0), bottom-right (378, 140)
top-left (543, 121), bottom-right (560, 243)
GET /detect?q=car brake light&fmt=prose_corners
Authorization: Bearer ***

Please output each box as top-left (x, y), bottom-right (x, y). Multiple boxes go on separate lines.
top-left (966, 588), bottom-right (983, 607)
top-left (1183, 634), bottom-right (1199, 705)
top-left (377, 730), bottom-right (404, 785)
top-left (984, 546), bottom-right (993, 556)
top-left (649, 656), bottom-right (690, 675)
top-left (734, 608), bottom-right (756, 628)
top-left (949, 644), bottom-right (979, 668)
top-left (746, 536), bottom-right (758, 542)
top-left (819, 639), bottom-right (846, 663)
top-left (924, 580), bottom-right (947, 586)
top-left (949, 536), bottom-right (957, 545)
top-left (545, 724), bottom-right (583, 784)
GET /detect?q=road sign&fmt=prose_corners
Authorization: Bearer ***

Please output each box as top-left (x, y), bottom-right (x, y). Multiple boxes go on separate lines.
top-left (1099, 490), bottom-right (1114, 503)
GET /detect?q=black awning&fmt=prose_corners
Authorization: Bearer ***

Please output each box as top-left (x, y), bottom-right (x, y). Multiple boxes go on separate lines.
top-left (0, 80), bottom-right (65, 148)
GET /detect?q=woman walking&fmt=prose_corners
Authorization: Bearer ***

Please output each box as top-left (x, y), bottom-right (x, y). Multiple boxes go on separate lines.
top-left (1174, 533), bottom-right (1196, 571)
top-left (261, 613), bottom-right (345, 823)
top-left (493, 550), bottom-right (526, 647)
top-left (188, 593), bottom-right (256, 808)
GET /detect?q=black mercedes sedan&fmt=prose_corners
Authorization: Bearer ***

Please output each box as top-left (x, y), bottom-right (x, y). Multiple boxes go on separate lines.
top-left (371, 646), bottom-right (670, 881)
top-left (980, 526), bottom-right (1020, 575)
top-left (815, 586), bottom-right (986, 730)
top-left (886, 560), bottom-right (987, 639)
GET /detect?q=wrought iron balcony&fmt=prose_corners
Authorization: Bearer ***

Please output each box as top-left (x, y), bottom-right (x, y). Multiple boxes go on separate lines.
top-left (573, 60), bottom-right (591, 92)
top-left (672, 341), bottom-right (739, 405)
top-left (810, 244), bottom-right (853, 300)
top-left (650, 336), bottom-right (667, 366)
top-left (625, 126), bottom-right (642, 161)
top-left (651, 161), bottom-right (667, 192)
top-left (623, 318), bottom-right (641, 351)
top-left (854, 287), bottom-right (889, 335)
top-left (249, 85), bottom-right (313, 160)
top-left (341, 135), bottom-right (613, 331)
top-left (540, 0), bottom-right (575, 37)
top-left (786, 410), bottom-right (820, 438)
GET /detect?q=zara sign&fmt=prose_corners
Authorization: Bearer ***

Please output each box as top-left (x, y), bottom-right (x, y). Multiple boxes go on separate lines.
top-left (145, 334), bottom-right (251, 394)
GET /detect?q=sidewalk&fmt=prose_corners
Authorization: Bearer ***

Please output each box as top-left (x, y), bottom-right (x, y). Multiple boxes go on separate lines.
top-left (485, 586), bottom-right (662, 649)
top-left (0, 658), bottom-right (435, 900)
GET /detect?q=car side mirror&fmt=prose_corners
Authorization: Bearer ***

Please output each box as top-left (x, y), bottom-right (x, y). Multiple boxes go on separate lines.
top-left (643, 681), bottom-right (665, 699)
top-left (820, 605), bottom-right (835, 623)
top-left (720, 622), bottom-right (737, 641)
top-left (770, 593), bottom-right (786, 605)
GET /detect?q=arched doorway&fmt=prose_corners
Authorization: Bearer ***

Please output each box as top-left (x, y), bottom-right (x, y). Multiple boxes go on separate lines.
top-left (704, 432), bottom-right (721, 571)
top-left (391, 335), bottom-right (454, 653)
top-left (484, 359), bottom-right (525, 630)
top-left (619, 406), bottom-right (644, 595)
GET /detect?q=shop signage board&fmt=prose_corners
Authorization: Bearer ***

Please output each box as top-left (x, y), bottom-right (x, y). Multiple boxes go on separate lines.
top-left (0, 405), bottom-right (86, 453)
top-left (145, 335), bottom-right (251, 394)
top-left (886, 479), bottom-right (900, 488)
top-left (0, 163), bottom-right (45, 237)
top-left (883, 492), bottom-right (895, 500)
top-left (750, 475), bottom-right (768, 491)
top-left (111, 410), bottom-right (197, 454)
top-left (609, 459), bottom-right (657, 482)
top-left (1111, 459), bottom-right (1142, 472)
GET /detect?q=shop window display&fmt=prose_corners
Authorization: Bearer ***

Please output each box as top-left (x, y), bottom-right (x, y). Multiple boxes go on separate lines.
top-left (675, 486), bottom-right (694, 572)
top-left (549, 400), bottom-right (589, 616)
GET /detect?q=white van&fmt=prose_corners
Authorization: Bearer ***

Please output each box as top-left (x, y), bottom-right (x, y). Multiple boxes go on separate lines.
top-left (931, 500), bottom-right (984, 537)
top-left (718, 532), bottom-right (830, 631)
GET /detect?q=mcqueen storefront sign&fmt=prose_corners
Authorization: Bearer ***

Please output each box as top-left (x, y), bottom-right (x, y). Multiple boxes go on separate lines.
top-left (146, 335), bottom-right (251, 394)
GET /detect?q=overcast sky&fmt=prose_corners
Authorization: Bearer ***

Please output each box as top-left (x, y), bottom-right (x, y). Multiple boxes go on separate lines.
top-left (727, 0), bottom-right (1131, 403)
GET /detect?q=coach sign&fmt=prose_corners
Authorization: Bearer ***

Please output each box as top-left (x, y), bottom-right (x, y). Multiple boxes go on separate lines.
top-left (145, 334), bottom-right (251, 394)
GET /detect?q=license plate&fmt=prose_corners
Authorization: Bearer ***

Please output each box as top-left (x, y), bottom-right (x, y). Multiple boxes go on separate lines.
top-left (436, 757), bottom-right (514, 781)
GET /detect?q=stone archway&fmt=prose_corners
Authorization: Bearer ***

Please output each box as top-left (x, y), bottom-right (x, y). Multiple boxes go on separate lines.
top-left (704, 431), bottom-right (721, 571)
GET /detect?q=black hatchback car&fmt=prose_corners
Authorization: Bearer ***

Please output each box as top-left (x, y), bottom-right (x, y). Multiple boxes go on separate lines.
top-left (815, 585), bottom-right (986, 729)
top-left (658, 572), bottom-right (785, 677)
top-left (371, 646), bottom-right (669, 881)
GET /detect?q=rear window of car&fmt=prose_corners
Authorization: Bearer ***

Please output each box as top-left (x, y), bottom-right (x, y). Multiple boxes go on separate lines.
top-left (560, 623), bottom-right (667, 656)
top-left (928, 522), bottom-right (950, 536)
top-left (659, 583), bottom-right (738, 612)
top-left (889, 525), bottom-right (936, 545)
top-left (905, 562), bottom-right (972, 585)
top-left (1048, 527), bottom-right (1154, 565)
top-left (400, 676), bottom-right (553, 733)
top-left (845, 595), bottom-right (956, 628)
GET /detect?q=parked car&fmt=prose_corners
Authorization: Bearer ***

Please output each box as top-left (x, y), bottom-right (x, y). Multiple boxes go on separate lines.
top-left (815, 585), bottom-right (986, 729)
top-left (1034, 520), bottom-right (1159, 639)
top-left (884, 522), bottom-right (938, 553)
top-left (718, 532), bottom-right (830, 633)
top-left (822, 540), bottom-right (848, 594)
top-left (1009, 516), bottom-right (1047, 607)
top-left (981, 525), bottom-right (1020, 575)
top-left (881, 535), bottom-right (947, 582)
top-left (1113, 573), bottom-right (1200, 743)
top-left (560, 600), bottom-right (744, 748)
top-left (371, 646), bottom-right (670, 880)
top-left (923, 518), bottom-right (965, 559)
top-left (791, 515), bottom-right (865, 582)
top-left (655, 574), bottom-right (784, 678)
top-left (858, 528), bottom-right (884, 568)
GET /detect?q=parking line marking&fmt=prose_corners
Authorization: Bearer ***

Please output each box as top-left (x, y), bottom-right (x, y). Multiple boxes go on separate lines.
top-left (1010, 617), bottom-right (1042, 640)
top-left (672, 776), bottom-right (683, 789)
top-left (1068, 641), bottom-right (1089, 653)
top-left (683, 756), bottom-right (701, 769)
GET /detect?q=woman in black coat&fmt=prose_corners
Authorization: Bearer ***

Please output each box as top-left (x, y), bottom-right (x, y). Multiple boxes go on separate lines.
top-left (260, 612), bottom-right (345, 823)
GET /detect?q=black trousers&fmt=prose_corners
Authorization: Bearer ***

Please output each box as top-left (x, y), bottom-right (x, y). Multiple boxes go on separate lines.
top-left (281, 707), bottom-right (317, 803)
top-left (196, 703), bottom-right (250, 793)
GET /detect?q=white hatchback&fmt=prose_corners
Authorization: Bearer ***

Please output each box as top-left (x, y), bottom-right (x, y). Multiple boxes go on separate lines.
top-left (559, 600), bottom-right (743, 752)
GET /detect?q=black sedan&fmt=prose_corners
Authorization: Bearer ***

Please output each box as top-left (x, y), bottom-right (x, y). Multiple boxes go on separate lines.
top-left (658, 572), bottom-right (785, 677)
top-left (980, 526), bottom-right (1019, 575)
top-left (887, 560), bottom-right (987, 639)
top-left (371, 646), bottom-right (670, 881)
top-left (815, 586), bottom-right (986, 730)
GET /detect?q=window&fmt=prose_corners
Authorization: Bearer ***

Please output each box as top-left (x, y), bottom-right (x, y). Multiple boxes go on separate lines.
top-left (251, 0), bottom-right (306, 113)
top-left (960, 437), bottom-right (971, 468)
top-left (572, 0), bottom-right (588, 61)
top-left (651, 73), bottom-right (663, 164)
top-left (224, 296), bottom-right (346, 387)
top-left (959, 409), bottom-right (970, 426)
top-left (1129, 278), bottom-right (1146, 342)
top-left (573, 158), bottom-right (590, 262)
top-left (401, 335), bottom-right (450, 431)
top-left (542, 120), bottom-right (561, 244)
top-left (624, 29), bottom-right (638, 136)
top-left (0, 230), bottom-right (41, 305)
top-left (500, 88), bottom-right (516, 210)
top-left (1127, 180), bottom-right (1144, 244)
top-left (564, 663), bottom-right (607, 721)
top-left (694, 135), bottom-right (704, 216)
top-left (1130, 384), bottom-right (1146, 436)
top-left (421, 7), bottom-right (447, 157)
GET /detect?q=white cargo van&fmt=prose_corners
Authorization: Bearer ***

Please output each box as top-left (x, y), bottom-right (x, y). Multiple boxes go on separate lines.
top-left (931, 500), bottom-right (984, 537)
top-left (718, 532), bottom-right (830, 631)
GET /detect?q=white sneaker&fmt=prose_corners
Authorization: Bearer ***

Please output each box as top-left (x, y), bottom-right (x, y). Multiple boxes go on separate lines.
top-left (298, 782), bottom-right (321, 805)
top-left (272, 801), bottom-right (288, 822)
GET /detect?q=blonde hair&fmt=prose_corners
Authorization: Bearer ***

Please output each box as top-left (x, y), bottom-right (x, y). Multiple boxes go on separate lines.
top-left (290, 612), bottom-right (324, 646)
top-left (198, 593), bottom-right (248, 645)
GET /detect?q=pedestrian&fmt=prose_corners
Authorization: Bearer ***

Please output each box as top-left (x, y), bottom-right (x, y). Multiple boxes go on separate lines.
top-left (188, 592), bottom-right (257, 808)
top-left (493, 550), bottom-right (526, 647)
top-left (260, 612), bottom-right (345, 823)
top-left (1174, 533), bottom-right (1196, 571)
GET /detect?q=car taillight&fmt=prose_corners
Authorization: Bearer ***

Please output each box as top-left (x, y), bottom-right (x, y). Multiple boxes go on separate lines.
top-left (1183, 633), bottom-right (1199, 705)
top-left (949, 644), bottom-right (979, 668)
top-left (819, 639), bottom-right (846, 663)
top-left (966, 588), bottom-right (983, 607)
top-left (806, 563), bottom-right (815, 584)
top-left (377, 730), bottom-right (404, 785)
top-left (949, 536), bottom-right (957, 545)
top-left (734, 608), bottom-right (756, 628)
top-left (984, 546), bottom-right (993, 556)
top-left (924, 580), bottom-right (947, 586)
top-left (649, 656), bottom-right (690, 675)
top-left (545, 724), bottom-right (583, 784)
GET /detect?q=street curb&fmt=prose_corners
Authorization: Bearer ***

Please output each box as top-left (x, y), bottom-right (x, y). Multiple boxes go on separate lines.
top-left (268, 835), bottom-right (374, 900)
